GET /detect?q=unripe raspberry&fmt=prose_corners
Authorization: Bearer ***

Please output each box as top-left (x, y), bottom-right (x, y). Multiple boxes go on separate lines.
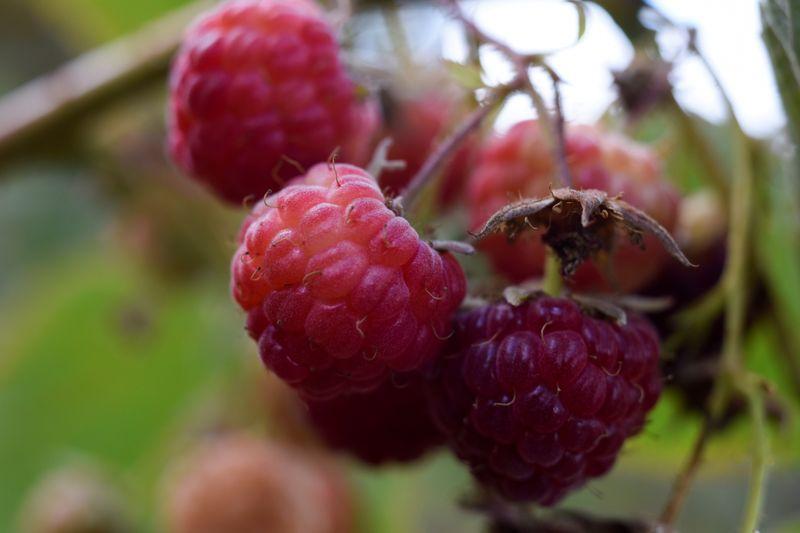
top-left (233, 163), bottom-right (467, 399)
top-left (468, 121), bottom-right (680, 292)
top-left (426, 297), bottom-right (662, 505)
top-left (168, 0), bottom-right (377, 204)
top-left (303, 377), bottom-right (443, 465)
top-left (377, 91), bottom-right (477, 204)
top-left (165, 434), bottom-right (352, 533)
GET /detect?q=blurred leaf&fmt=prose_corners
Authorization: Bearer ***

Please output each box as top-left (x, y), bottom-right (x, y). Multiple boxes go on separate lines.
top-left (761, 0), bottom-right (800, 155)
top-left (566, 0), bottom-right (587, 42)
top-left (444, 60), bottom-right (484, 91)
top-left (0, 252), bottom-right (243, 531)
top-left (26, 0), bottom-right (195, 46)
top-left (0, 166), bottom-right (108, 300)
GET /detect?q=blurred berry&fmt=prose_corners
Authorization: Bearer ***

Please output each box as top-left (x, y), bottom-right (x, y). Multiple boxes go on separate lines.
top-left (467, 121), bottom-right (680, 292)
top-left (304, 376), bottom-right (443, 465)
top-left (165, 434), bottom-right (352, 533)
top-left (376, 89), bottom-right (477, 204)
top-left (168, 0), bottom-right (377, 204)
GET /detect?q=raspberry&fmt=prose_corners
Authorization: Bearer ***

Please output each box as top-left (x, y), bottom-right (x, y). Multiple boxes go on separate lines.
top-left (377, 91), bottom-right (476, 204)
top-left (303, 376), bottom-right (443, 465)
top-left (233, 163), bottom-right (467, 399)
top-left (425, 297), bottom-right (662, 505)
top-left (168, 0), bottom-right (377, 204)
top-left (165, 434), bottom-right (352, 533)
top-left (468, 121), bottom-right (680, 292)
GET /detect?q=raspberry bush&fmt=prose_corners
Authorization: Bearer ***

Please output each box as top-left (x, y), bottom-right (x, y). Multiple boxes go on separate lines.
top-left (4, 0), bottom-right (792, 531)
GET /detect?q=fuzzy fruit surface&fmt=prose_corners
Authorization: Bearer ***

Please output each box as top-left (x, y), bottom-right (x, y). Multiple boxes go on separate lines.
top-left (165, 434), bottom-right (352, 533)
top-left (377, 91), bottom-right (476, 205)
top-left (168, 0), bottom-right (376, 204)
top-left (426, 297), bottom-right (662, 505)
top-left (304, 377), bottom-right (443, 465)
top-left (468, 121), bottom-right (680, 292)
top-left (233, 163), bottom-right (466, 400)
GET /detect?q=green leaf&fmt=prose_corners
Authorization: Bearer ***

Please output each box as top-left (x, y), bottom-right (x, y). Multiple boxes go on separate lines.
top-left (761, 0), bottom-right (800, 156)
top-left (0, 254), bottom-right (243, 531)
top-left (443, 60), bottom-right (484, 91)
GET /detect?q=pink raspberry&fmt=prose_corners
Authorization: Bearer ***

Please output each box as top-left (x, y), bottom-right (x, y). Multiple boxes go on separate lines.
top-left (467, 121), bottom-right (680, 292)
top-left (233, 163), bottom-right (466, 399)
top-left (425, 297), bottom-right (662, 505)
top-left (303, 377), bottom-right (443, 465)
top-left (377, 91), bottom-right (476, 205)
top-left (168, 0), bottom-right (377, 204)
top-left (165, 434), bottom-right (353, 533)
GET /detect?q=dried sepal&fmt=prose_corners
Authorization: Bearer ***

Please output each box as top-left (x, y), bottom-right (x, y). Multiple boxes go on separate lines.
top-left (472, 187), bottom-right (694, 277)
top-left (429, 239), bottom-right (476, 256)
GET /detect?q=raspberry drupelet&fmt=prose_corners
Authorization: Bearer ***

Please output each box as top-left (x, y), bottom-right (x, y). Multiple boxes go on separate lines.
top-left (303, 377), bottom-right (444, 465)
top-left (425, 297), bottom-right (662, 505)
top-left (232, 163), bottom-right (466, 400)
top-left (168, 0), bottom-right (377, 204)
top-left (467, 121), bottom-right (680, 292)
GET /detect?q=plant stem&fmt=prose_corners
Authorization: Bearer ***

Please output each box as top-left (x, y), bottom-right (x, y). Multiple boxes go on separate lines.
top-left (443, 0), bottom-right (573, 188)
top-left (542, 249), bottom-right (563, 297)
top-left (400, 80), bottom-right (518, 209)
top-left (708, 126), bottom-right (751, 419)
top-left (659, 416), bottom-right (711, 526)
top-left (739, 377), bottom-right (769, 533)
top-left (667, 96), bottom-right (729, 196)
top-left (0, 1), bottom-right (213, 163)
top-left (704, 105), bottom-right (768, 533)
top-left (382, 2), bottom-right (413, 72)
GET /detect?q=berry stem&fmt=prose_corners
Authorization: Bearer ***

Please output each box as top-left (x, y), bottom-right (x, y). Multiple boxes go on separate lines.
top-left (739, 376), bottom-right (769, 533)
top-left (443, 0), bottom-right (573, 188)
top-left (542, 248), bottom-right (563, 297)
top-left (0, 0), bottom-right (213, 163)
top-left (703, 68), bottom-right (769, 533)
top-left (658, 415), bottom-right (711, 526)
top-left (367, 137), bottom-right (406, 178)
top-left (399, 80), bottom-right (518, 209)
top-left (382, 2), bottom-right (414, 72)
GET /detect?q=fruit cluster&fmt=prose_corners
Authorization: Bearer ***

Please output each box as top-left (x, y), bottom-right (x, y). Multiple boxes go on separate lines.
top-left (166, 0), bottom-right (685, 513)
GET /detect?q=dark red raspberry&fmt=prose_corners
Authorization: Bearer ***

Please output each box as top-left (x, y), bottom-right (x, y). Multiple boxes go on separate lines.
top-left (303, 377), bottom-right (443, 465)
top-left (168, 0), bottom-right (377, 204)
top-left (425, 297), bottom-right (662, 505)
top-left (165, 434), bottom-right (353, 533)
top-left (376, 90), bottom-right (476, 204)
top-left (467, 121), bottom-right (680, 292)
top-left (232, 163), bottom-right (466, 399)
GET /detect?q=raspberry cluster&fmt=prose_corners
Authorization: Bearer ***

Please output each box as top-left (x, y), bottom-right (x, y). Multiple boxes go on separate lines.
top-left (162, 0), bottom-right (679, 509)
top-left (168, 0), bottom-right (376, 204)
top-left (233, 163), bottom-right (466, 400)
top-left (467, 121), bottom-right (680, 292)
top-left (426, 297), bottom-right (662, 505)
